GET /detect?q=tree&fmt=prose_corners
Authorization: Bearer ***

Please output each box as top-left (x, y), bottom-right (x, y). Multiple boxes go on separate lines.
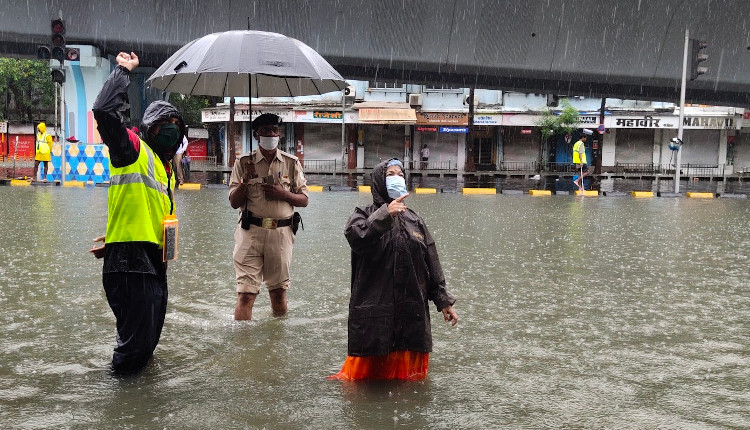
top-left (538, 99), bottom-right (580, 141)
top-left (537, 99), bottom-right (580, 167)
top-left (0, 58), bottom-right (55, 122)
top-left (167, 93), bottom-right (215, 126)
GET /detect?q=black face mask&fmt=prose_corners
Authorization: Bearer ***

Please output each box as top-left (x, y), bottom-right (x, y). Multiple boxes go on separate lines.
top-left (151, 123), bottom-right (180, 152)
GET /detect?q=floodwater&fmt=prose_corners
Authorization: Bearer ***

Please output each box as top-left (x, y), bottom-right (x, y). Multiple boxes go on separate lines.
top-left (1, 186), bottom-right (749, 429)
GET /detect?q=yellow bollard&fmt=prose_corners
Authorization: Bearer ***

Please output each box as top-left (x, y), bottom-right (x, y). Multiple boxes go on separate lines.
top-left (414, 187), bottom-right (437, 194)
top-left (631, 191), bottom-right (654, 198)
top-left (358, 185), bottom-right (371, 193)
top-left (529, 189), bottom-right (552, 196)
top-left (686, 192), bottom-right (714, 199)
top-left (462, 188), bottom-right (496, 195)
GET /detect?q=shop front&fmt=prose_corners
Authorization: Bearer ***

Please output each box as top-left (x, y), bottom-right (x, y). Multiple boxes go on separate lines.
top-left (355, 102), bottom-right (416, 168)
top-left (604, 113), bottom-right (736, 172)
top-left (413, 112), bottom-right (468, 170)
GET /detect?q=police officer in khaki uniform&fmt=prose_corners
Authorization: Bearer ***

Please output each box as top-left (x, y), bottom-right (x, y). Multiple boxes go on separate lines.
top-left (229, 114), bottom-right (309, 320)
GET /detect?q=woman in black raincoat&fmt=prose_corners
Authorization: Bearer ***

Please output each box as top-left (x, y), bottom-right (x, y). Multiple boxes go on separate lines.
top-left (331, 158), bottom-right (458, 380)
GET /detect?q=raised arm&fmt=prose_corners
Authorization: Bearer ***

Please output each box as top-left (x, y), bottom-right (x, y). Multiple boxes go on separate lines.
top-left (92, 52), bottom-right (141, 168)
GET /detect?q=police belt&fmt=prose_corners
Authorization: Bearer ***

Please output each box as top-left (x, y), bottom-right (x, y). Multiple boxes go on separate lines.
top-left (248, 214), bottom-right (293, 229)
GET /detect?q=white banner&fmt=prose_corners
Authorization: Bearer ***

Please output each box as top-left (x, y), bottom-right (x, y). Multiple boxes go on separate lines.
top-left (605, 115), bottom-right (737, 130)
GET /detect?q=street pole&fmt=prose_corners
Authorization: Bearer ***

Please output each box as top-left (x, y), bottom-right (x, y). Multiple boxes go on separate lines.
top-left (675, 28), bottom-right (689, 194)
top-left (60, 77), bottom-right (66, 184)
top-left (341, 89), bottom-right (346, 171)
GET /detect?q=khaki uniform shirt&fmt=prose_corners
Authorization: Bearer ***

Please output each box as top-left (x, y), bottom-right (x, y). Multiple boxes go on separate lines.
top-left (229, 149), bottom-right (308, 220)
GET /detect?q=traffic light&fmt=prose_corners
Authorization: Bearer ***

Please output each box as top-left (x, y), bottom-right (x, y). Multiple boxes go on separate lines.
top-left (37, 46), bottom-right (51, 60)
top-left (50, 18), bottom-right (66, 63)
top-left (689, 38), bottom-right (708, 80)
top-left (51, 69), bottom-right (65, 84)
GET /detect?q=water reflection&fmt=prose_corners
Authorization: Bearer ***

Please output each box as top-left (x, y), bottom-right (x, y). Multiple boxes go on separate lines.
top-left (0, 187), bottom-right (749, 428)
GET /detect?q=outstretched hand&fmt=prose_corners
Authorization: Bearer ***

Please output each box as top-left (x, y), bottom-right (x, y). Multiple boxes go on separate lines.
top-left (441, 305), bottom-right (458, 326)
top-left (387, 193), bottom-right (410, 217)
top-left (89, 235), bottom-right (105, 259)
top-left (116, 52), bottom-right (139, 72)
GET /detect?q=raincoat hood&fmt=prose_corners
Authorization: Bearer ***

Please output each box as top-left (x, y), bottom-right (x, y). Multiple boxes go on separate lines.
top-left (140, 101), bottom-right (186, 155)
top-left (371, 159), bottom-right (405, 206)
top-left (37, 122), bottom-right (46, 133)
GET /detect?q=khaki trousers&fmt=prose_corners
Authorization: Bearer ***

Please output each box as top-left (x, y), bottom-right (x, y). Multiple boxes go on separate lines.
top-left (233, 223), bottom-right (295, 294)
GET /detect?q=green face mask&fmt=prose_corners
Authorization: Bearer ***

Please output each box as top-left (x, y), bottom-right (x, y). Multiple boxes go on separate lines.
top-left (153, 123), bottom-right (180, 151)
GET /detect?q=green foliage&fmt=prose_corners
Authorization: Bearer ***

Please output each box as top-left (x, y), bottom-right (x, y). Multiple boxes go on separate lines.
top-left (168, 93), bottom-right (213, 126)
top-left (0, 58), bottom-right (55, 121)
top-left (537, 99), bottom-right (580, 141)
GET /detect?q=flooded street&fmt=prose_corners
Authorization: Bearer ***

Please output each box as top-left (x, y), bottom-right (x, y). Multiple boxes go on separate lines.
top-left (1, 186), bottom-right (749, 428)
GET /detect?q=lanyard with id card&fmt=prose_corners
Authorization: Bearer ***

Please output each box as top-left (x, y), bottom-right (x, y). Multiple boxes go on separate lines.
top-left (162, 214), bottom-right (179, 261)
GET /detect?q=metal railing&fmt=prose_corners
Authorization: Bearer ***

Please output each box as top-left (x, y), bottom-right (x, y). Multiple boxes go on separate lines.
top-left (187, 156), bottom-right (218, 169)
top-left (543, 162), bottom-right (578, 173)
top-left (414, 160), bottom-right (453, 170)
top-left (302, 159), bottom-right (338, 171)
top-left (498, 161), bottom-right (538, 173)
top-left (615, 162), bottom-right (661, 174)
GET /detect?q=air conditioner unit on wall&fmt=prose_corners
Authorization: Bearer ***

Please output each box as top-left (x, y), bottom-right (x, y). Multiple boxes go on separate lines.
top-left (463, 95), bottom-right (479, 106)
top-left (344, 86), bottom-right (356, 98)
top-left (408, 93), bottom-right (423, 106)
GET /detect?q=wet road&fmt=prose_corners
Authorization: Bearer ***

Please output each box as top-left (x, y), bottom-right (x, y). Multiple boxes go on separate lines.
top-left (1, 186), bottom-right (749, 429)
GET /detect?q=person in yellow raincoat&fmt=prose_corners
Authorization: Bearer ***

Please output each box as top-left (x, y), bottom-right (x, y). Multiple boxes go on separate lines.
top-left (34, 122), bottom-right (53, 182)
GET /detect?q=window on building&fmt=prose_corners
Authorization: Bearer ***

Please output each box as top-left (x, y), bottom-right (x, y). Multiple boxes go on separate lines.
top-left (424, 84), bottom-right (462, 92)
top-left (368, 81), bottom-right (404, 90)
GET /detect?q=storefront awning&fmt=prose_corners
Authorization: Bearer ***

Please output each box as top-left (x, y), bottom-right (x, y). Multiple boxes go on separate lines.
top-left (353, 101), bottom-right (416, 124)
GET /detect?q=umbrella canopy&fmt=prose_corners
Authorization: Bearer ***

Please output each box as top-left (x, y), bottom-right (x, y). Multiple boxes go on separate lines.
top-left (147, 30), bottom-right (347, 97)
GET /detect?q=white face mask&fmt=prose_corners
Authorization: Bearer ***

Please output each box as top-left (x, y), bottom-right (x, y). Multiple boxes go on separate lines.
top-left (258, 136), bottom-right (279, 151)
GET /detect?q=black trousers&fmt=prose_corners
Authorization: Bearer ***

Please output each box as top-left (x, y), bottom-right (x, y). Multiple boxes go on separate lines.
top-left (103, 272), bottom-right (168, 373)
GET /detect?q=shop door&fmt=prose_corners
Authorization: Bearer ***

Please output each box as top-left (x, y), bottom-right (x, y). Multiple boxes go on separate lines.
top-left (614, 129), bottom-right (654, 165)
top-left (472, 127), bottom-right (495, 170)
top-left (363, 125), bottom-right (406, 168)
top-left (731, 132), bottom-right (750, 170)
top-left (681, 129), bottom-right (720, 165)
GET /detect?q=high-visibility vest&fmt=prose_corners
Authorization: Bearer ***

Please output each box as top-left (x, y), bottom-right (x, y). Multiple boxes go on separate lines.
top-left (572, 140), bottom-right (587, 165)
top-left (36, 132), bottom-right (51, 158)
top-left (106, 140), bottom-right (174, 247)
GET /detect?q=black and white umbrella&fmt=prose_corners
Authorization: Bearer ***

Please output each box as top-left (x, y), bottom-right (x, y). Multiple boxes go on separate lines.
top-left (146, 30), bottom-right (346, 97)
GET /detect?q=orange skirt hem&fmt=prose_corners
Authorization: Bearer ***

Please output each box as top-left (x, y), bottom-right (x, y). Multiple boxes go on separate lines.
top-left (328, 350), bottom-right (429, 381)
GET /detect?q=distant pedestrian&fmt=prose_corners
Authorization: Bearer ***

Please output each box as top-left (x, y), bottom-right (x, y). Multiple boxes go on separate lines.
top-left (34, 122), bottom-right (53, 182)
top-left (174, 136), bottom-right (190, 185)
top-left (420, 144), bottom-right (430, 169)
top-left (573, 129), bottom-right (592, 190)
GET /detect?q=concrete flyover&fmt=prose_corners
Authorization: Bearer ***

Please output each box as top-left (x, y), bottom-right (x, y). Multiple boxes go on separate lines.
top-left (1, 0), bottom-right (749, 107)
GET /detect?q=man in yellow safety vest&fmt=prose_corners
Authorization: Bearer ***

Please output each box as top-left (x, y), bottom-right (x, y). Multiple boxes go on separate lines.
top-left (90, 51), bottom-right (186, 374)
top-left (34, 122), bottom-right (53, 181)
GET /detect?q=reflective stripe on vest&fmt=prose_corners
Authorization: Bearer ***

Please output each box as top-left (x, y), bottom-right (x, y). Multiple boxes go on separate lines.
top-left (36, 132), bottom-right (51, 153)
top-left (106, 140), bottom-right (174, 247)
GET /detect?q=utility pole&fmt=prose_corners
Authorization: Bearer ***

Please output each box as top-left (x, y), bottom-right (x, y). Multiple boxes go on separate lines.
top-left (464, 87), bottom-right (476, 172)
top-left (675, 30), bottom-right (709, 193)
top-left (674, 29), bottom-right (689, 194)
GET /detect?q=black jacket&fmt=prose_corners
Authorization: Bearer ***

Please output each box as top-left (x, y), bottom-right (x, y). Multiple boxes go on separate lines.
top-left (92, 65), bottom-right (184, 275)
top-left (344, 160), bottom-right (456, 356)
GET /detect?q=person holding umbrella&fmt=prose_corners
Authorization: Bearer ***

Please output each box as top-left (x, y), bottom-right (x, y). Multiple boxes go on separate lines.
top-left (90, 51), bottom-right (186, 374)
top-left (229, 113), bottom-right (309, 321)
